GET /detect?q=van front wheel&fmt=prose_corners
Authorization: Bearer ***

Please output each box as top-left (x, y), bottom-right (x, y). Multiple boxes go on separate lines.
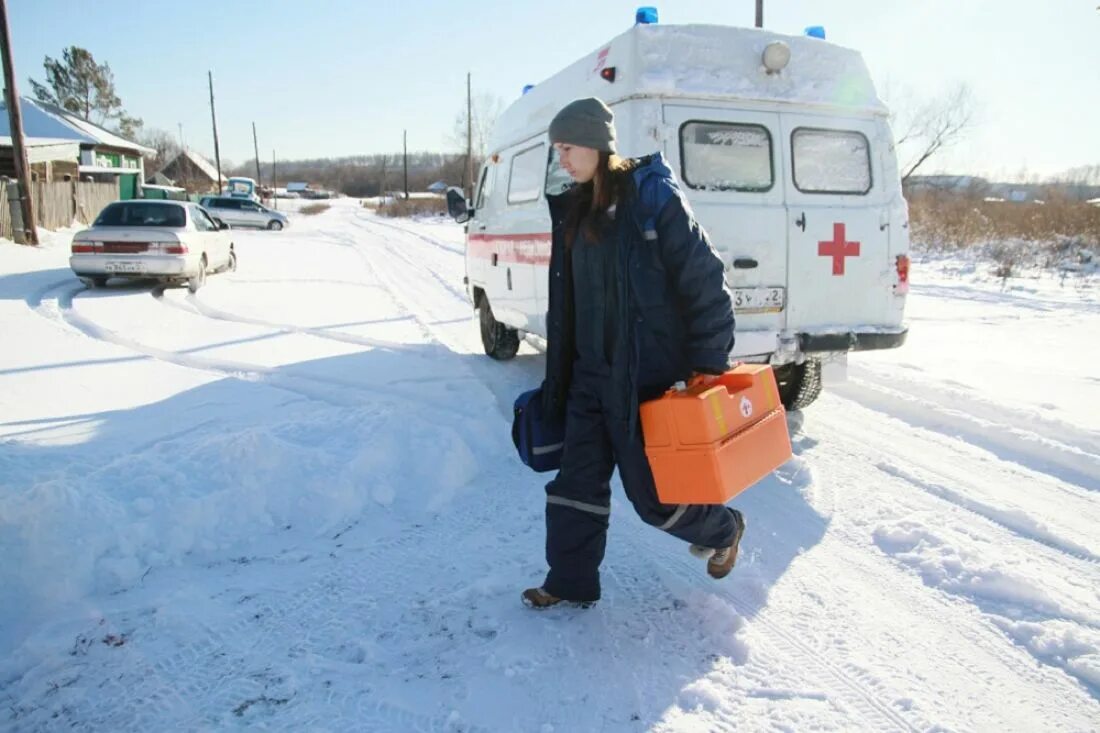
top-left (478, 295), bottom-right (519, 360)
top-left (773, 358), bottom-right (823, 411)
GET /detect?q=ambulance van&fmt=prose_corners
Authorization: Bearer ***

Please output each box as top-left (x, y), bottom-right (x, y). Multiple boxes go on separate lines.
top-left (447, 15), bottom-right (909, 410)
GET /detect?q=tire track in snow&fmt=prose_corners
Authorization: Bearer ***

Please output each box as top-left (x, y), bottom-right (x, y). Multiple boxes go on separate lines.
top-left (28, 281), bottom-right (473, 420)
top-left (834, 369), bottom-right (1100, 494)
top-left (876, 460), bottom-right (1100, 566)
top-left (820, 386), bottom-right (1100, 567)
top-left (613, 515), bottom-right (928, 732)
top-left (348, 213), bottom-right (470, 305)
top-left (353, 210), bottom-right (465, 256)
top-left (807, 399), bottom-right (1100, 703)
top-left (150, 284), bottom-right (444, 360)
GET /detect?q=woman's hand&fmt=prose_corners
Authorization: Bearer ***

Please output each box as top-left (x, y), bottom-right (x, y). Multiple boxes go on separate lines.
top-left (691, 372), bottom-right (721, 387)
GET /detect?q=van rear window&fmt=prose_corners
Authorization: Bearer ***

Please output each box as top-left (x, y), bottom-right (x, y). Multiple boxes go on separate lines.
top-left (680, 122), bottom-right (773, 192)
top-left (792, 128), bottom-right (872, 195)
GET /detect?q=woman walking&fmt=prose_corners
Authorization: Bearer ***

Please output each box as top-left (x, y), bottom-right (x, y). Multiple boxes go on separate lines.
top-left (523, 97), bottom-right (746, 609)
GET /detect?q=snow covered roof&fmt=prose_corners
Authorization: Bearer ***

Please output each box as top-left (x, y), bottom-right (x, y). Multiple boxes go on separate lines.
top-left (158, 148), bottom-right (227, 184)
top-left (0, 136), bottom-right (80, 165)
top-left (0, 97), bottom-right (154, 155)
top-left (491, 23), bottom-right (885, 151)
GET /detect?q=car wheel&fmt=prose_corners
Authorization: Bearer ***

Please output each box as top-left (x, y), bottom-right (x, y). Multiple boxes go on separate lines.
top-left (478, 293), bottom-right (520, 360)
top-left (267, 220), bottom-right (283, 231)
top-left (188, 256), bottom-right (208, 293)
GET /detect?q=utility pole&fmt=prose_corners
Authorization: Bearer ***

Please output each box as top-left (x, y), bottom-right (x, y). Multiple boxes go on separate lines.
top-left (208, 71), bottom-right (223, 193)
top-left (403, 130), bottom-right (408, 200)
top-left (755, 0), bottom-right (764, 28)
top-left (271, 150), bottom-right (277, 211)
top-left (0, 0), bottom-right (38, 245)
top-left (466, 72), bottom-right (473, 201)
top-left (252, 122), bottom-right (262, 189)
top-left (178, 123), bottom-right (184, 149)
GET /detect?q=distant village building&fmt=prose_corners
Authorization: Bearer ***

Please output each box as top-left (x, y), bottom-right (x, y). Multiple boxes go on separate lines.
top-left (150, 149), bottom-right (227, 194)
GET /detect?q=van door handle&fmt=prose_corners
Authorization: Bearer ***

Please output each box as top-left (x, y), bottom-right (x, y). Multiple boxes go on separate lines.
top-left (477, 224), bottom-right (487, 231)
top-left (733, 258), bottom-right (758, 269)
top-left (795, 212), bottom-right (806, 232)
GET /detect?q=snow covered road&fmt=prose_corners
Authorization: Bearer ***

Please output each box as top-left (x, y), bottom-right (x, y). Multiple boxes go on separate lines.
top-left (2, 199), bottom-right (1097, 731)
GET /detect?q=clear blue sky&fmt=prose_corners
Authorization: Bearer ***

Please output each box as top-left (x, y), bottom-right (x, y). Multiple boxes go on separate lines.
top-left (11, 1), bottom-right (1100, 178)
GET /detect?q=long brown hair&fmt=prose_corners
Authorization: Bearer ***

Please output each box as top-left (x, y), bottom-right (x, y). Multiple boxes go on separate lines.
top-left (565, 152), bottom-right (636, 248)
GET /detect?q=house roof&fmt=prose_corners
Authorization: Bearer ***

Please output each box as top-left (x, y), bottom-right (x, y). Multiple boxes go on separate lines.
top-left (0, 97), bottom-right (154, 155)
top-left (158, 148), bottom-right (227, 183)
top-left (0, 136), bottom-right (81, 164)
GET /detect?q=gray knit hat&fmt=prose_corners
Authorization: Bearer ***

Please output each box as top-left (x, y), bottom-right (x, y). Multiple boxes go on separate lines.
top-left (548, 97), bottom-right (617, 153)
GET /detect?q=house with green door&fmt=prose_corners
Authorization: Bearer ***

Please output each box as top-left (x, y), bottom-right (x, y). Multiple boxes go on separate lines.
top-left (0, 97), bottom-right (153, 199)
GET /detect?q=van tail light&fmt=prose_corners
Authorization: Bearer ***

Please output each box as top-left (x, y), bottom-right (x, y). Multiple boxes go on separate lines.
top-left (895, 254), bottom-right (910, 294)
top-left (71, 242), bottom-right (102, 254)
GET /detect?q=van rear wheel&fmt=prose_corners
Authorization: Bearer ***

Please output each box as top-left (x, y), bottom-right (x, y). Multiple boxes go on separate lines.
top-left (478, 294), bottom-right (519, 360)
top-left (773, 358), bottom-right (823, 411)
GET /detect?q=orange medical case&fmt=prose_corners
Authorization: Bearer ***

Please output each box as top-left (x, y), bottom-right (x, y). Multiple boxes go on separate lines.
top-left (640, 364), bottom-right (793, 504)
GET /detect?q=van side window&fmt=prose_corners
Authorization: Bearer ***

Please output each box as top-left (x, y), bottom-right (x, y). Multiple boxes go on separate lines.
top-left (545, 146), bottom-right (575, 197)
top-left (507, 144), bottom-right (544, 204)
top-left (791, 128), bottom-right (872, 195)
top-left (680, 121), bottom-right (773, 192)
top-left (475, 164), bottom-right (494, 209)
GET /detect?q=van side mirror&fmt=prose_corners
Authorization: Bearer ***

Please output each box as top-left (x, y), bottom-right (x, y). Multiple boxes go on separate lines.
top-left (446, 187), bottom-right (471, 224)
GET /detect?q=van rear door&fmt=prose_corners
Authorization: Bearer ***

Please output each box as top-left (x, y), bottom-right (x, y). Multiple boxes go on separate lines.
top-left (779, 114), bottom-right (892, 331)
top-left (662, 106), bottom-right (789, 355)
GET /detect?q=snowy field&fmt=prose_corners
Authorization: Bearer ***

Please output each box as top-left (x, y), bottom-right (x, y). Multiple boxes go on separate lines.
top-left (1, 198), bottom-right (1097, 731)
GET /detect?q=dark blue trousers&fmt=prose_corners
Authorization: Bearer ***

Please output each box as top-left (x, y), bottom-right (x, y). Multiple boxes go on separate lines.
top-left (543, 375), bottom-right (739, 602)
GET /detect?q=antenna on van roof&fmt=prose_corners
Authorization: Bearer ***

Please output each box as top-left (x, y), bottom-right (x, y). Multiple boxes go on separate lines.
top-left (635, 7), bottom-right (658, 24)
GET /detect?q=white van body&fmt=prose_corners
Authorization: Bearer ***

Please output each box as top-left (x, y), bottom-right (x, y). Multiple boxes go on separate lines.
top-left (459, 23), bottom-right (909, 409)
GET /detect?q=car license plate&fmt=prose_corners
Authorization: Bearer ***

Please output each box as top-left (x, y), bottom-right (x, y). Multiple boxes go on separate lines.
top-left (104, 262), bottom-right (146, 274)
top-left (733, 287), bottom-right (785, 313)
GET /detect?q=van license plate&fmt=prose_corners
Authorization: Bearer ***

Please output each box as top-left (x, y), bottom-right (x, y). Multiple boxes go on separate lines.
top-left (104, 262), bottom-right (146, 274)
top-left (733, 287), bottom-right (785, 313)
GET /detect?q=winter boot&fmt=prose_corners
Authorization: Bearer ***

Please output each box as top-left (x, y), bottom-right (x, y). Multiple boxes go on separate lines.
top-left (521, 587), bottom-right (596, 610)
top-left (690, 509), bottom-right (746, 579)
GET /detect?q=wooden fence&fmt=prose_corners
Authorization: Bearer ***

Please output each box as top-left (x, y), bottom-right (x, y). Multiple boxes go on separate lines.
top-left (1, 180), bottom-right (119, 240)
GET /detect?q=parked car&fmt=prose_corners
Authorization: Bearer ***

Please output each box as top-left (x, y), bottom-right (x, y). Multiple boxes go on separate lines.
top-left (199, 196), bottom-right (289, 230)
top-left (70, 200), bottom-right (236, 293)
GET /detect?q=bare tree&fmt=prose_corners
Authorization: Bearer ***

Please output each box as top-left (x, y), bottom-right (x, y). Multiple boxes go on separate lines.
top-left (136, 127), bottom-right (180, 177)
top-left (890, 82), bottom-right (976, 182)
top-left (450, 91), bottom-right (505, 164)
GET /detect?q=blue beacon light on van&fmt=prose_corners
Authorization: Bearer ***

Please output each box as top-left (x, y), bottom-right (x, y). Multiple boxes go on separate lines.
top-left (805, 26), bottom-right (826, 39)
top-left (636, 7), bottom-right (658, 25)
top-left (522, 84), bottom-right (535, 95)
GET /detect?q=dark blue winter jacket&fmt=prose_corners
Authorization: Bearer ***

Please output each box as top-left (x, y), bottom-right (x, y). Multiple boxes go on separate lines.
top-left (543, 153), bottom-right (735, 434)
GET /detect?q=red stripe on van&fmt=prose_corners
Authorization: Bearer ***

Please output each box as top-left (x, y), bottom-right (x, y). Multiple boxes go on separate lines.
top-left (468, 233), bottom-right (552, 266)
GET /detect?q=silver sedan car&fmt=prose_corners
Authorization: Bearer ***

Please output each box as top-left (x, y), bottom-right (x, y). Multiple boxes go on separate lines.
top-left (70, 200), bottom-right (236, 293)
top-left (199, 196), bottom-right (289, 230)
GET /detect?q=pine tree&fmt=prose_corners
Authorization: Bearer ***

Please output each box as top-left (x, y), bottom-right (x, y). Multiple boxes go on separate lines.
top-left (29, 46), bottom-right (142, 137)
